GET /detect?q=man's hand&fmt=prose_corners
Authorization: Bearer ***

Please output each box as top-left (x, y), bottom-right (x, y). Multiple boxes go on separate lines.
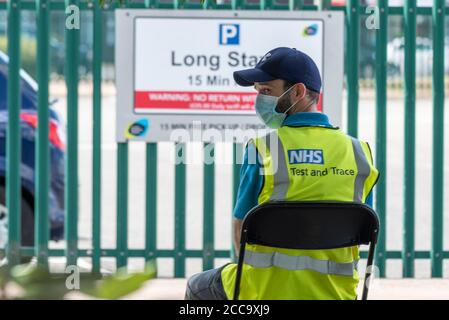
top-left (233, 219), bottom-right (243, 256)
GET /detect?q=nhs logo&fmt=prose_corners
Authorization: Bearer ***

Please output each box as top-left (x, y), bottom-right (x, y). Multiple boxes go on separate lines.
top-left (219, 24), bottom-right (240, 45)
top-left (288, 149), bottom-right (324, 165)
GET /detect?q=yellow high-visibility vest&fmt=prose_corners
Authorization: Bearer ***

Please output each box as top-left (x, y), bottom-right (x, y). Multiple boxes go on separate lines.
top-left (221, 125), bottom-right (379, 300)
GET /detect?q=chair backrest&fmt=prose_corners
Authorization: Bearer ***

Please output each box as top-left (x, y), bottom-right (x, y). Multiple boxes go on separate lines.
top-left (242, 201), bottom-right (380, 250)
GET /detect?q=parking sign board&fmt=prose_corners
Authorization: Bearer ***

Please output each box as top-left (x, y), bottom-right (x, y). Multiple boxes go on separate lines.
top-left (116, 10), bottom-right (344, 142)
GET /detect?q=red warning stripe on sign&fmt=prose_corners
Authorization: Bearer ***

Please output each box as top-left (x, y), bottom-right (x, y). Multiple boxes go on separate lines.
top-left (134, 91), bottom-right (257, 112)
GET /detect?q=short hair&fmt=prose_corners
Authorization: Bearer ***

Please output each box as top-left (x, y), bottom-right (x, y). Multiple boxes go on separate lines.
top-left (283, 81), bottom-right (320, 105)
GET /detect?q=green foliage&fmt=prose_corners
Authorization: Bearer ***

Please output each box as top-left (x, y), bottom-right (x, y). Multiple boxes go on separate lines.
top-left (81, 262), bottom-right (157, 299)
top-left (0, 261), bottom-right (157, 300)
top-left (11, 264), bottom-right (87, 299)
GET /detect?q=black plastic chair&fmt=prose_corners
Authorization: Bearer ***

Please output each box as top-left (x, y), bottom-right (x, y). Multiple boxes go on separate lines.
top-left (233, 201), bottom-right (380, 300)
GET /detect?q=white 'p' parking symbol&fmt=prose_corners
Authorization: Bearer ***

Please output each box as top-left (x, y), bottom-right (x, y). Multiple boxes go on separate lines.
top-left (219, 24), bottom-right (240, 45)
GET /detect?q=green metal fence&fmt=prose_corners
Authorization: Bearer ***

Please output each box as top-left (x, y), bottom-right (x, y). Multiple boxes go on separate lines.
top-left (0, 0), bottom-right (447, 278)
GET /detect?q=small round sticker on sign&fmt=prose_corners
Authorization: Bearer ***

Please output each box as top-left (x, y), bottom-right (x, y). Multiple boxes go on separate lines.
top-left (303, 24), bottom-right (319, 37)
top-left (126, 119), bottom-right (149, 139)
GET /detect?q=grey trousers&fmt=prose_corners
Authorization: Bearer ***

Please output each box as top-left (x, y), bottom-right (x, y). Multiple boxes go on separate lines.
top-left (184, 264), bottom-right (229, 300)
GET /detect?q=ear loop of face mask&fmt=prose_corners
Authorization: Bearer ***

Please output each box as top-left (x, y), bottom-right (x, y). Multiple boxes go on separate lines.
top-left (296, 95), bottom-right (316, 113)
top-left (277, 85), bottom-right (312, 115)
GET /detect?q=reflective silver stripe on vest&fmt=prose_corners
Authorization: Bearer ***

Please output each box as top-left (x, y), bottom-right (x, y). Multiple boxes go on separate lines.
top-left (264, 131), bottom-right (289, 200)
top-left (244, 250), bottom-right (358, 277)
top-left (351, 137), bottom-right (371, 203)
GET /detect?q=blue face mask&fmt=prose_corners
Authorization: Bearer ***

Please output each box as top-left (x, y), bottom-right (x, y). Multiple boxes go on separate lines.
top-left (254, 85), bottom-right (299, 129)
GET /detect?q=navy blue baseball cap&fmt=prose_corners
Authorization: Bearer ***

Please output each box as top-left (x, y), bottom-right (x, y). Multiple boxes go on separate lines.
top-left (233, 47), bottom-right (322, 93)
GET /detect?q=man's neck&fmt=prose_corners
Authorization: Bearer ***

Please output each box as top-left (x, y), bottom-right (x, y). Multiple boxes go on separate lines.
top-left (289, 104), bottom-right (318, 115)
top-left (306, 104), bottom-right (318, 112)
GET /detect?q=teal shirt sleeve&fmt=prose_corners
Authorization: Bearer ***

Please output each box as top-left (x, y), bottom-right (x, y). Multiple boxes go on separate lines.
top-left (365, 191), bottom-right (373, 208)
top-left (233, 143), bottom-right (263, 220)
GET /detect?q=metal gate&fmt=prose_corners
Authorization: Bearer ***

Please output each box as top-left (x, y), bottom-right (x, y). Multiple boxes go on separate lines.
top-left (0, 0), bottom-right (447, 278)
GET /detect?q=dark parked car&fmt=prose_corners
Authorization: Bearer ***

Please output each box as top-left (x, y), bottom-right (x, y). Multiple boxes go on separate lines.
top-left (0, 50), bottom-right (65, 250)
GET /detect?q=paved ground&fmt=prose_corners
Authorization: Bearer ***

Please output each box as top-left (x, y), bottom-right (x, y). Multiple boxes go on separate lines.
top-left (44, 89), bottom-right (449, 283)
top-left (65, 278), bottom-right (449, 300)
top-left (131, 278), bottom-right (449, 300)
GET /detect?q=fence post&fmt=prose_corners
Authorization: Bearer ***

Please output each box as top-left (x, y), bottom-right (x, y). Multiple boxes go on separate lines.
top-left (346, 0), bottom-right (359, 137)
top-left (402, 0), bottom-right (416, 278)
top-left (231, 143), bottom-right (243, 261)
top-left (320, 0), bottom-right (332, 10)
top-left (431, 0), bottom-right (445, 278)
top-left (375, 0), bottom-right (388, 278)
top-left (145, 143), bottom-right (158, 262)
top-left (6, 0), bottom-right (22, 266)
top-left (143, 0), bottom-right (158, 269)
top-left (92, 0), bottom-right (103, 274)
top-left (116, 143), bottom-right (128, 268)
top-left (65, 0), bottom-right (80, 267)
top-left (203, 143), bottom-right (215, 270)
top-left (174, 143), bottom-right (186, 277)
top-left (296, 0), bottom-right (304, 10)
top-left (36, 0), bottom-right (50, 269)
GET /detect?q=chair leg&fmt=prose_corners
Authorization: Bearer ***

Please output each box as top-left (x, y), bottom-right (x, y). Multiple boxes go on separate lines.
top-left (362, 243), bottom-right (376, 300)
top-left (233, 232), bottom-right (247, 300)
